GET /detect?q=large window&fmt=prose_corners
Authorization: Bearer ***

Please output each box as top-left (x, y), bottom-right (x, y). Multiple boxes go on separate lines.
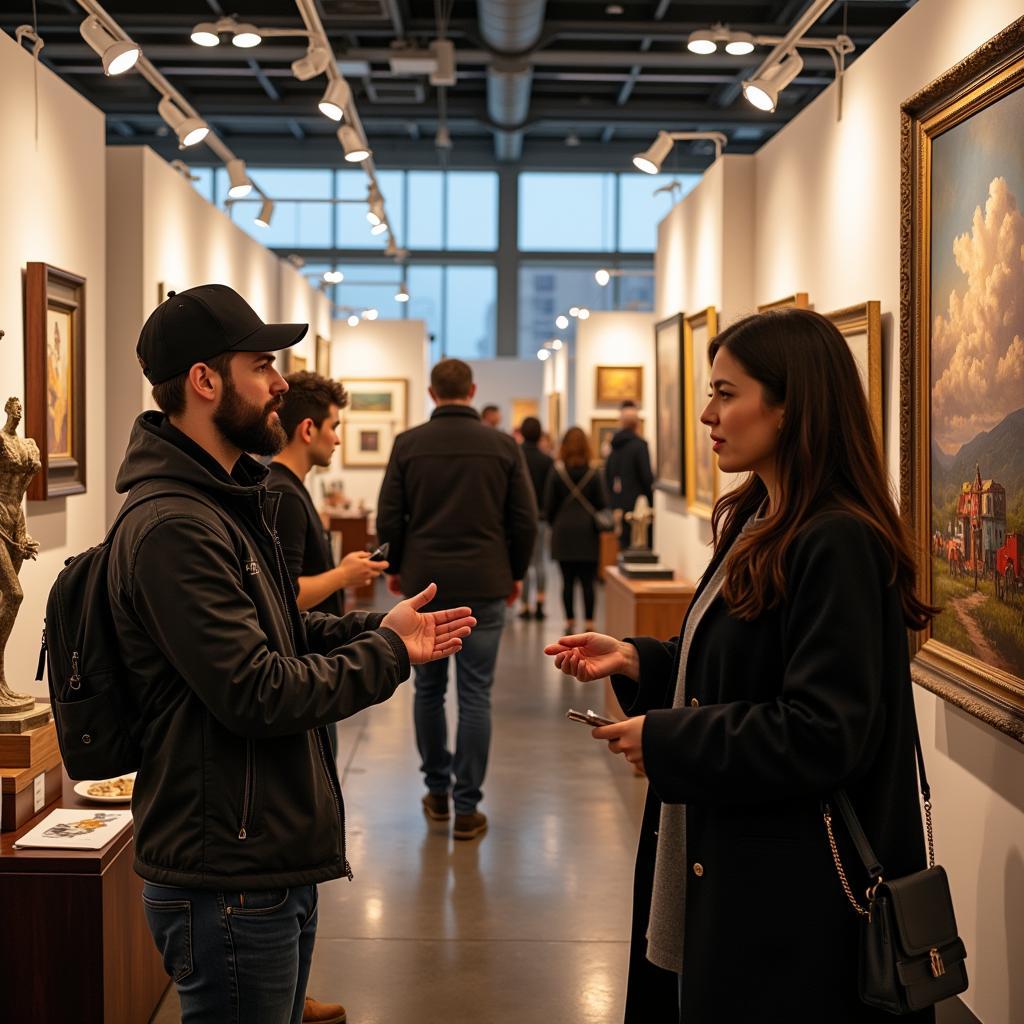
top-left (222, 168), bottom-right (334, 248)
top-left (517, 265), bottom-right (613, 357)
top-left (336, 169), bottom-right (404, 251)
top-left (518, 173), bottom-right (617, 251)
top-left (618, 173), bottom-right (699, 252)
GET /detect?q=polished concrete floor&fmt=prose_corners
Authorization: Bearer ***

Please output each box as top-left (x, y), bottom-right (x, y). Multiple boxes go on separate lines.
top-left (149, 578), bottom-right (647, 1023)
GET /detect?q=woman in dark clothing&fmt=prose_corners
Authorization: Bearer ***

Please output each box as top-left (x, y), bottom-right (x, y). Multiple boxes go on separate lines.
top-left (545, 308), bottom-right (938, 1023)
top-left (543, 427), bottom-right (609, 633)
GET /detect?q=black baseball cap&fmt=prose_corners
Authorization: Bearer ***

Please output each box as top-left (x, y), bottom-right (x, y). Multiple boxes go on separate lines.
top-left (137, 283), bottom-right (308, 384)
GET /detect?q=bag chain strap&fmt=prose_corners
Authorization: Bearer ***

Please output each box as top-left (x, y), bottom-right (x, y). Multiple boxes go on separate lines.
top-left (823, 805), bottom-right (871, 918)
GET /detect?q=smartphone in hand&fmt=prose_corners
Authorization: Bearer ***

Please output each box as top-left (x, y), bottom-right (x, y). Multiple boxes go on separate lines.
top-left (566, 708), bottom-right (615, 728)
top-left (368, 541), bottom-right (390, 561)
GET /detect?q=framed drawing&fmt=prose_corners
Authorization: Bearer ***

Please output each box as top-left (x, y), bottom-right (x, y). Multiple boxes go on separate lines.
top-left (511, 398), bottom-right (540, 429)
top-left (654, 313), bottom-right (685, 495)
top-left (340, 378), bottom-right (408, 467)
top-left (341, 419), bottom-right (397, 468)
top-left (900, 17), bottom-right (1024, 742)
top-left (315, 335), bottom-right (331, 377)
top-left (24, 263), bottom-right (86, 500)
top-left (824, 302), bottom-right (883, 444)
top-left (757, 293), bottom-right (810, 312)
top-left (684, 307), bottom-right (719, 518)
top-left (591, 416), bottom-right (643, 461)
top-left (546, 392), bottom-right (562, 441)
top-left (595, 365), bottom-right (643, 406)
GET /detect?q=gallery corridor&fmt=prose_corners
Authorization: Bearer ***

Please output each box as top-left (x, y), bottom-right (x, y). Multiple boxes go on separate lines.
top-left (151, 588), bottom-right (648, 1024)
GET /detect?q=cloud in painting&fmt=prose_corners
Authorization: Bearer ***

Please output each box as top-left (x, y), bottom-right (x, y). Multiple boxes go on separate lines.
top-left (932, 176), bottom-right (1024, 454)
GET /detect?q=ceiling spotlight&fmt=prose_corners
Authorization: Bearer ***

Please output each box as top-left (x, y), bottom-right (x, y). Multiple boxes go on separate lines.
top-left (318, 77), bottom-right (351, 121)
top-left (158, 96), bottom-right (209, 148)
top-left (231, 23), bottom-right (262, 48)
top-left (362, 308), bottom-right (380, 321)
top-left (337, 125), bottom-right (371, 163)
top-left (725, 31), bottom-right (755, 56)
top-left (743, 51), bottom-right (804, 112)
top-left (537, 349), bottom-right (551, 362)
top-left (555, 315), bottom-right (569, 330)
top-left (80, 17), bottom-right (140, 76)
top-left (324, 270), bottom-right (344, 284)
top-left (370, 221), bottom-right (389, 236)
top-left (190, 21), bottom-right (221, 47)
top-left (633, 130), bottom-right (673, 175)
top-left (569, 306), bottom-right (580, 318)
top-left (366, 189), bottom-right (384, 226)
top-left (254, 198), bottom-right (274, 228)
top-left (226, 159), bottom-right (252, 199)
top-left (347, 314), bottom-right (360, 327)
top-left (395, 283), bottom-right (410, 303)
top-left (551, 339), bottom-right (564, 350)
top-left (578, 307), bottom-right (591, 320)
top-left (686, 28), bottom-right (718, 55)
top-left (595, 268), bottom-right (611, 286)
top-left (292, 45), bottom-right (331, 81)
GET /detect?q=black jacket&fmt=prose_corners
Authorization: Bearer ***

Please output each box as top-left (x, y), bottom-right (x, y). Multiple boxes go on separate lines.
top-left (521, 442), bottom-right (554, 520)
top-left (266, 461), bottom-right (343, 617)
top-left (604, 429), bottom-right (653, 511)
top-left (376, 404), bottom-right (538, 601)
top-left (613, 513), bottom-right (932, 1023)
top-left (108, 413), bottom-right (410, 890)
top-left (543, 463), bottom-right (608, 563)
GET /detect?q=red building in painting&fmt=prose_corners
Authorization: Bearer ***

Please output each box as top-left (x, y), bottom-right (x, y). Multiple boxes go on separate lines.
top-left (954, 465), bottom-right (1007, 571)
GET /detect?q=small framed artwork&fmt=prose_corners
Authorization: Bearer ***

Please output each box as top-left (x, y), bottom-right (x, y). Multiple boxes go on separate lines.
top-left (290, 354), bottom-right (308, 374)
top-left (824, 302), bottom-right (883, 444)
top-left (757, 293), bottom-right (810, 312)
top-left (591, 417), bottom-right (643, 461)
top-left (24, 263), bottom-right (86, 500)
top-left (511, 398), bottom-right (540, 429)
top-left (315, 335), bottom-right (331, 377)
top-left (546, 392), bottom-right (562, 441)
top-left (654, 313), bottom-right (685, 495)
top-left (684, 307), bottom-right (719, 518)
top-left (342, 419), bottom-right (397, 468)
top-left (900, 17), bottom-right (1024, 741)
top-left (343, 378), bottom-right (408, 427)
top-left (595, 365), bottom-right (644, 406)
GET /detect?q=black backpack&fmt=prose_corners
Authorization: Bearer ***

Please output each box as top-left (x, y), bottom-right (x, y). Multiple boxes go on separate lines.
top-left (37, 487), bottom-right (205, 780)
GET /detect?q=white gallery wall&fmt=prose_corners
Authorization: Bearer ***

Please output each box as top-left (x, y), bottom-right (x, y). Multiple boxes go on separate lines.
top-left (466, 358), bottom-right (544, 431)
top-left (0, 33), bottom-right (107, 700)
top-left (652, 2), bottom-right (1024, 1019)
top-left (329, 319), bottom-right (430, 523)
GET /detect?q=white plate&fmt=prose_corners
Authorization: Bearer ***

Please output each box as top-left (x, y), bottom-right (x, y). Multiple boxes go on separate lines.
top-left (73, 772), bottom-right (137, 804)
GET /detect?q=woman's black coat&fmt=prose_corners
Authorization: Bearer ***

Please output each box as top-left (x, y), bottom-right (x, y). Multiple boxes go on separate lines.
top-left (543, 462), bottom-right (608, 563)
top-left (612, 513), bottom-right (934, 1023)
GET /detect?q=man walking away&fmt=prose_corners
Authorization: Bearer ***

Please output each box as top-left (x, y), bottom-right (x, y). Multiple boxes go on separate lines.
top-left (518, 415), bottom-right (553, 621)
top-left (377, 359), bottom-right (537, 840)
top-left (604, 400), bottom-right (654, 551)
top-left (480, 404), bottom-right (502, 429)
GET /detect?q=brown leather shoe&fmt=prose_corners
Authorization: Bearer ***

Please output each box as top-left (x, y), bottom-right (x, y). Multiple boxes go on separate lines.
top-left (422, 791), bottom-right (450, 821)
top-left (303, 996), bottom-right (346, 1024)
top-left (453, 810), bottom-right (488, 840)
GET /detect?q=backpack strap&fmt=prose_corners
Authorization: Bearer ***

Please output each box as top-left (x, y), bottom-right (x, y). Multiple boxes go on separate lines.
top-left (104, 483), bottom-right (224, 544)
top-left (555, 463), bottom-right (599, 516)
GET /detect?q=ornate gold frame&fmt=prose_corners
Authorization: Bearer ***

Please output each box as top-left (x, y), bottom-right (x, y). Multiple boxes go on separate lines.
top-left (757, 293), bottom-right (810, 312)
top-left (899, 17), bottom-right (1024, 742)
top-left (824, 302), bottom-right (883, 444)
top-left (683, 307), bottom-right (719, 519)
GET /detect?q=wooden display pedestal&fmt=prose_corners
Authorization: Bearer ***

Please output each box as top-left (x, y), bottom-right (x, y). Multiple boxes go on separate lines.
top-left (0, 775), bottom-right (170, 1023)
top-left (602, 565), bottom-right (695, 720)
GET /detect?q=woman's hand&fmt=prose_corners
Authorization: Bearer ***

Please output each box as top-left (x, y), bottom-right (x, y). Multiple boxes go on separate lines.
top-left (543, 632), bottom-right (639, 682)
top-left (336, 550), bottom-right (389, 589)
top-left (381, 583), bottom-right (476, 665)
top-left (593, 716), bottom-right (646, 772)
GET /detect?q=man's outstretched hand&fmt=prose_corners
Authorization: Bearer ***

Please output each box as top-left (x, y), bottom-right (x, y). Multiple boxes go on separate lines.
top-left (381, 583), bottom-right (476, 665)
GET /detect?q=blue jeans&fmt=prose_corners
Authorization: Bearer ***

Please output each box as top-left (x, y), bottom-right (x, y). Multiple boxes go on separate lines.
top-left (413, 597), bottom-right (506, 814)
top-left (142, 882), bottom-right (318, 1023)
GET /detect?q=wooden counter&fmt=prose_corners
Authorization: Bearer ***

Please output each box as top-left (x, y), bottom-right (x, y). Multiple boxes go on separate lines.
top-left (0, 775), bottom-right (169, 1023)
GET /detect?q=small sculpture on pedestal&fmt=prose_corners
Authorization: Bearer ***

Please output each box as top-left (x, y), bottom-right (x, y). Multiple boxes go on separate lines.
top-left (0, 395), bottom-right (42, 714)
top-left (619, 495), bottom-right (673, 579)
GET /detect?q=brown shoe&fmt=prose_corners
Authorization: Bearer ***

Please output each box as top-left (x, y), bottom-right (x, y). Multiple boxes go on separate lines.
top-left (453, 810), bottom-right (488, 840)
top-left (303, 996), bottom-right (346, 1024)
top-left (422, 791), bottom-right (450, 821)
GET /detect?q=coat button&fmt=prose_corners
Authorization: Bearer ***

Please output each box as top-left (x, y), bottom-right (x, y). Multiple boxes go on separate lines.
top-left (693, 862), bottom-right (704, 877)
top-left (690, 698), bottom-right (700, 708)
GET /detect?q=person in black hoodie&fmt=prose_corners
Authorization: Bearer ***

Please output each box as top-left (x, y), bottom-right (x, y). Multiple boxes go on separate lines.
top-left (518, 415), bottom-right (554, 620)
top-left (604, 401), bottom-right (654, 550)
top-left (109, 285), bottom-right (476, 1024)
top-left (544, 427), bottom-right (609, 633)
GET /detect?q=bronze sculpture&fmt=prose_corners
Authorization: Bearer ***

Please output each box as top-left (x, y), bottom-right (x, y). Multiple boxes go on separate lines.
top-left (0, 395), bottom-right (41, 712)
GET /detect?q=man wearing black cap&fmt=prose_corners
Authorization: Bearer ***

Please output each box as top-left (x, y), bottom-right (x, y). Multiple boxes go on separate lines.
top-left (108, 284), bottom-right (476, 1023)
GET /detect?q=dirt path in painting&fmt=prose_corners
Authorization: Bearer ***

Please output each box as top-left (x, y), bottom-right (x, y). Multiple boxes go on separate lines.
top-left (948, 590), bottom-right (1012, 672)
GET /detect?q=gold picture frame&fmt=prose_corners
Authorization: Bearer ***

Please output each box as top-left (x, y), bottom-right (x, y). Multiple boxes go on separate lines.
top-left (757, 293), bottom-right (810, 312)
top-left (824, 302), bottom-right (883, 444)
top-left (654, 313), bottom-right (685, 495)
top-left (340, 377), bottom-right (408, 467)
top-left (684, 307), bottom-right (719, 519)
top-left (546, 392), bottom-right (562, 441)
top-left (591, 416), bottom-right (644, 462)
top-left (315, 335), bottom-right (330, 377)
top-left (900, 17), bottom-right (1024, 742)
top-left (595, 365), bottom-right (644, 406)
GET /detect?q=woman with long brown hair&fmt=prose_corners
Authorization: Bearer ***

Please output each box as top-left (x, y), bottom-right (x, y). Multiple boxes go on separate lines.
top-left (545, 308), bottom-right (936, 1022)
top-left (543, 426), bottom-right (609, 634)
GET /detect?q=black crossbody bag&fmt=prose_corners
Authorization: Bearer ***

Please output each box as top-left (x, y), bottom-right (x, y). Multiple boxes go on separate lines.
top-left (822, 718), bottom-right (968, 1014)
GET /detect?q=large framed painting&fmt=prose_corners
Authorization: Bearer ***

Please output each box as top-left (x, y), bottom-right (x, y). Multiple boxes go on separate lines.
top-left (684, 307), bottom-right (719, 518)
top-left (546, 392), bottom-right (562, 442)
top-left (595, 365), bottom-right (643, 406)
top-left (900, 17), bottom-right (1024, 742)
top-left (654, 313), bottom-right (685, 495)
top-left (591, 416), bottom-right (644, 462)
top-left (757, 293), bottom-right (810, 312)
top-left (511, 398), bottom-right (540, 429)
top-left (824, 302), bottom-right (883, 444)
top-left (24, 263), bottom-right (86, 500)
top-left (341, 378), bottom-right (408, 467)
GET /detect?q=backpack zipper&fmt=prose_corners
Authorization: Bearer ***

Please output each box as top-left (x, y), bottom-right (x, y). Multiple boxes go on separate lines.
top-left (35, 625), bottom-right (47, 682)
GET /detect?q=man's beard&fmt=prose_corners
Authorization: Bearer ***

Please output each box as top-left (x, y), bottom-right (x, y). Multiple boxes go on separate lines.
top-left (213, 371), bottom-right (286, 457)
